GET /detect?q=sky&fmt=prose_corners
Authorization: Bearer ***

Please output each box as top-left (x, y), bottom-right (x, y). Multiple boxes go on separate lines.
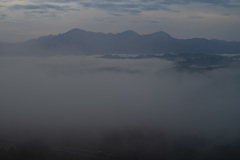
top-left (0, 0), bottom-right (240, 42)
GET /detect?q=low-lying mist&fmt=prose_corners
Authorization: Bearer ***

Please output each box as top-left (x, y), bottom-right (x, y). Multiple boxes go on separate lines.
top-left (1, 55), bottom-right (240, 159)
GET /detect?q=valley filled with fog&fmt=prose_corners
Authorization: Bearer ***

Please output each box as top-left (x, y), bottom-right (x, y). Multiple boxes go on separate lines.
top-left (1, 0), bottom-right (240, 158)
top-left (1, 55), bottom-right (240, 136)
top-left (1, 55), bottom-right (240, 159)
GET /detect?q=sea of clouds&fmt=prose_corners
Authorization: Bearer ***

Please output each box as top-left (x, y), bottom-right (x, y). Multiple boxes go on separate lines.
top-left (0, 55), bottom-right (240, 141)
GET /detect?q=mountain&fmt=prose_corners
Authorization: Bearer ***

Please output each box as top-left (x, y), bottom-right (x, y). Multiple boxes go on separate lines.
top-left (1, 28), bottom-right (240, 56)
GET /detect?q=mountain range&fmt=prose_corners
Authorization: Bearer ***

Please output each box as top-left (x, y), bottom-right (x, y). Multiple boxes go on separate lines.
top-left (1, 28), bottom-right (240, 56)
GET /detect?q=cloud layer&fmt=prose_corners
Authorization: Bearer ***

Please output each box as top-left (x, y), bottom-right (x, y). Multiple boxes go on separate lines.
top-left (1, 56), bottom-right (240, 140)
top-left (2, 0), bottom-right (240, 16)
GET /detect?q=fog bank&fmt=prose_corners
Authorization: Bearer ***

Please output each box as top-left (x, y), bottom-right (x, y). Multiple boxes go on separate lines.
top-left (0, 56), bottom-right (240, 140)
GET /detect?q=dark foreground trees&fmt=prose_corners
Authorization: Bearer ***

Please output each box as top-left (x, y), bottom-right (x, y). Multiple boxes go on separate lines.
top-left (1, 128), bottom-right (240, 160)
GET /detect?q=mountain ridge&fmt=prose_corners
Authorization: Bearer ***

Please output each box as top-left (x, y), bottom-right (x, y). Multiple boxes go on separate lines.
top-left (1, 28), bottom-right (240, 56)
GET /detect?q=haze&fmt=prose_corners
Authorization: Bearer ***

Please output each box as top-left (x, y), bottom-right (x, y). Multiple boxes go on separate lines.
top-left (1, 56), bottom-right (240, 139)
top-left (1, 1), bottom-right (240, 159)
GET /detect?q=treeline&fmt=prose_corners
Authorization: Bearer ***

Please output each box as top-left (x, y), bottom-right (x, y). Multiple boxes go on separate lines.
top-left (1, 128), bottom-right (240, 160)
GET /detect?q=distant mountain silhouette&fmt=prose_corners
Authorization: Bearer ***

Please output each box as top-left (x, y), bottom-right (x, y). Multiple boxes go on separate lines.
top-left (1, 28), bottom-right (240, 56)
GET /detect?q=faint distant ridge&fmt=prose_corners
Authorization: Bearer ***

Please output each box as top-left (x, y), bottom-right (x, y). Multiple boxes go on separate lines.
top-left (1, 28), bottom-right (240, 56)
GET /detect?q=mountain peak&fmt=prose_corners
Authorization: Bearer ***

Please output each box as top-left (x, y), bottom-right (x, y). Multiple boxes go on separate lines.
top-left (118, 30), bottom-right (139, 36)
top-left (151, 31), bottom-right (172, 39)
top-left (65, 28), bottom-right (87, 34)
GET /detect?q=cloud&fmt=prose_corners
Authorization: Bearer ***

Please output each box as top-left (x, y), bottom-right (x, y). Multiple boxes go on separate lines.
top-left (2, 0), bottom-right (239, 17)
top-left (132, 19), bottom-right (160, 23)
top-left (190, 15), bottom-right (203, 19)
top-left (0, 14), bottom-right (7, 20)
top-left (81, 0), bottom-right (240, 8)
top-left (70, 0), bottom-right (240, 15)
top-left (110, 13), bottom-right (122, 16)
top-left (156, 0), bottom-right (240, 7)
top-left (80, 1), bottom-right (172, 15)
top-left (24, 10), bottom-right (58, 17)
top-left (1, 56), bottom-right (240, 140)
top-left (31, 0), bottom-right (173, 15)
top-left (37, 0), bottom-right (80, 2)
top-left (80, 2), bottom-right (141, 15)
top-left (8, 4), bottom-right (78, 11)
top-left (222, 13), bottom-right (231, 16)
top-left (40, 0), bottom-right (240, 7)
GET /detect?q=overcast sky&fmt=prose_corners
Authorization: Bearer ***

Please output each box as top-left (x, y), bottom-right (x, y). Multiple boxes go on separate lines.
top-left (0, 0), bottom-right (240, 42)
